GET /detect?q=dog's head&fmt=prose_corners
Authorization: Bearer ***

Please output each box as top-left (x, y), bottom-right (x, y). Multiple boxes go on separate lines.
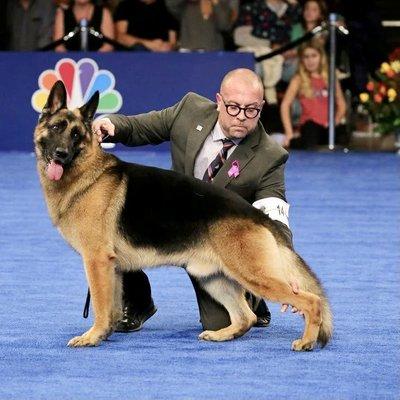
top-left (34, 80), bottom-right (99, 181)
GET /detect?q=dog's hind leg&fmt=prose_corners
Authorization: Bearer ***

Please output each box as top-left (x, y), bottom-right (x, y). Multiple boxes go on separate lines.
top-left (237, 273), bottom-right (321, 351)
top-left (227, 261), bottom-right (321, 350)
top-left (68, 251), bottom-right (116, 347)
top-left (197, 276), bottom-right (257, 342)
top-left (211, 221), bottom-right (322, 351)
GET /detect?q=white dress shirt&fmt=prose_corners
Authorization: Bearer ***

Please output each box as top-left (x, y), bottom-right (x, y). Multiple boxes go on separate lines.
top-left (194, 121), bottom-right (241, 180)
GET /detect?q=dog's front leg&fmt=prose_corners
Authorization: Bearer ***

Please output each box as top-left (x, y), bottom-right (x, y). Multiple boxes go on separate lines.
top-left (68, 252), bottom-right (116, 347)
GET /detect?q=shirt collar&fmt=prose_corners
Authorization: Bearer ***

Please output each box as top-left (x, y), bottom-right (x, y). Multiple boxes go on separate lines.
top-left (211, 121), bottom-right (242, 146)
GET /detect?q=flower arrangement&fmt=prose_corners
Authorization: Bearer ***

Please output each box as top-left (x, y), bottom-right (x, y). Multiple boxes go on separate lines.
top-left (359, 49), bottom-right (400, 135)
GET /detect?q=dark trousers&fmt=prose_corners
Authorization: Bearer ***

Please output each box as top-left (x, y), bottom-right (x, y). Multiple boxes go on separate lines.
top-left (122, 270), bottom-right (153, 310)
top-left (290, 120), bottom-right (348, 149)
top-left (122, 269), bottom-right (268, 330)
top-left (121, 222), bottom-right (293, 330)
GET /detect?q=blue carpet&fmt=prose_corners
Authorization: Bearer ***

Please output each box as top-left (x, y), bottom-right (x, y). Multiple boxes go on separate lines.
top-left (0, 150), bottom-right (399, 399)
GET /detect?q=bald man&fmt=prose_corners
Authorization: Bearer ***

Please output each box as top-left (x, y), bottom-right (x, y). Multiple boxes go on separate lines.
top-left (92, 68), bottom-right (293, 333)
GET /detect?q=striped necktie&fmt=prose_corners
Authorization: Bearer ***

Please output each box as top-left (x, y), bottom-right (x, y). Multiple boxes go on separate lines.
top-left (202, 138), bottom-right (235, 182)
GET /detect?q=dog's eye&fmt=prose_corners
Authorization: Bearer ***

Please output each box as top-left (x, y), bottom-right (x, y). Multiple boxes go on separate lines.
top-left (71, 128), bottom-right (81, 140)
top-left (50, 124), bottom-right (59, 132)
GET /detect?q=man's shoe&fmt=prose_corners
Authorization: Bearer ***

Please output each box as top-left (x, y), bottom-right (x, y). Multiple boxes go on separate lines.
top-left (254, 303), bottom-right (271, 327)
top-left (115, 303), bottom-right (157, 333)
top-left (255, 315), bottom-right (271, 327)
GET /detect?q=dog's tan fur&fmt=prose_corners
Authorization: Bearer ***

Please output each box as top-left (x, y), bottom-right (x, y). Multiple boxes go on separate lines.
top-left (35, 82), bottom-right (332, 350)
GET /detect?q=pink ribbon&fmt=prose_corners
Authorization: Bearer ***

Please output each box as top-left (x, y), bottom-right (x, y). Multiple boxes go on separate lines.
top-left (228, 160), bottom-right (240, 178)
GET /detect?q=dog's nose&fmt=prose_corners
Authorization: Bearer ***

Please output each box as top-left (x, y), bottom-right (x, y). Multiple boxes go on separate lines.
top-left (54, 148), bottom-right (69, 162)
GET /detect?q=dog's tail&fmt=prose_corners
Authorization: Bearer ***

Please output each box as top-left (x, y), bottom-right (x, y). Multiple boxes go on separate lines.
top-left (280, 246), bottom-right (333, 348)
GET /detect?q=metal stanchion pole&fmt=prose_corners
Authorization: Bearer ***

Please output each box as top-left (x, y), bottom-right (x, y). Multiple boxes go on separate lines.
top-left (328, 13), bottom-right (337, 150)
top-left (80, 19), bottom-right (88, 51)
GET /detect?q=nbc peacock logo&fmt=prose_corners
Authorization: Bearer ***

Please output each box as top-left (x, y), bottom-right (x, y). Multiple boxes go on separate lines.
top-left (31, 58), bottom-right (123, 114)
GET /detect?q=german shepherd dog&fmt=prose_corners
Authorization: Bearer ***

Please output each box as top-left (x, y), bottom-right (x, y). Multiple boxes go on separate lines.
top-left (34, 81), bottom-right (333, 351)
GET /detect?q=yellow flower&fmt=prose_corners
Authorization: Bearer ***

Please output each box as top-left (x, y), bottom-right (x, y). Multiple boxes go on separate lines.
top-left (388, 88), bottom-right (397, 102)
top-left (359, 92), bottom-right (369, 103)
top-left (380, 62), bottom-right (391, 73)
top-left (390, 60), bottom-right (400, 73)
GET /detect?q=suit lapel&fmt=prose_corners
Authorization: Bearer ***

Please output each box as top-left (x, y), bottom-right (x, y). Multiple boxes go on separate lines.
top-left (212, 126), bottom-right (261, 187)
top-left (184, 110), bottom-right (218, 176)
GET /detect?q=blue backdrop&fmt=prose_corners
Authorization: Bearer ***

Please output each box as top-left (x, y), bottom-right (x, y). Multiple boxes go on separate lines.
top-left (0, 52), bottom-right (254, 152)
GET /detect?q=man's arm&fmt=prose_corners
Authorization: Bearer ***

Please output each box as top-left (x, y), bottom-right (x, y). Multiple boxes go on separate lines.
top-left (93, 94), bottom-right (190, 146)
top-left (252, 157), bottom-right (293, 246)
top-left (37, 2), bottom-right (56, 49)
top-left (253, 155), bottom-right (299, 311)
top-left (212, 0), bottom-right (233, 32)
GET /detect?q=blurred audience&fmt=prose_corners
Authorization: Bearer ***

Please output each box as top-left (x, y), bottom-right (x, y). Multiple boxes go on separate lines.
top-left (166, 0), bottom-right (234, 51)
top-left (53, 0), bottom-right (114, 52)
top-left (282, 0), bottom-right (328, 81)
top-left (236, 0), bottom-right (301, 46)
top-left (5, 0), bottom-right (56, 51)
top-left (114, 0), bottom-right (178, 52)
top-left (280, 41), bottom-right (347, 149)
top-left (291, 0), bottom-right (327, 43)
top-left (326, 0), bottom-right (387, 96)
top-left (233, 0), bottom-right (301, 104)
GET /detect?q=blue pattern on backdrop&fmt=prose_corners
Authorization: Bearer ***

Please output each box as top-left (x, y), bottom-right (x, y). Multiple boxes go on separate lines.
top-left (0, 52), bottom-right (254, 151)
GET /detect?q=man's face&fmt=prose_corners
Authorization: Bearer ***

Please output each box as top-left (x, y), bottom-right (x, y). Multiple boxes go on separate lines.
top-left (216, 84), bottom-right (264, 140)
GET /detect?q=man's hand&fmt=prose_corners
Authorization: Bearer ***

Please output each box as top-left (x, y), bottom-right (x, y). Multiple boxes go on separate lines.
top-left (281, 281), bottom-right (303, 315)
top-left (282, 134), bottom-right (293, 149)
top-left (92, 118), bottom-right (115, 143)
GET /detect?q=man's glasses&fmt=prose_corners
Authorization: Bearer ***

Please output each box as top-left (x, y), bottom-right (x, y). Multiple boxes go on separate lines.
top-left (220, 96), bottom-right (261, 119)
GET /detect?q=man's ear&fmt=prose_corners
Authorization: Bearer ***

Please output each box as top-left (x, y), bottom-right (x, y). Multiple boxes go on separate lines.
top-left (79, 91), bottom-right (99, 122)
top-left (216, 92), bottom-right (222, 112)
top-left (42, 80), bottom-right (67, 116)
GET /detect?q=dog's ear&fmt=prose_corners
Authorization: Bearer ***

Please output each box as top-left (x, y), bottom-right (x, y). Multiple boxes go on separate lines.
top-left (42, 80), bottom-right (67, 116)
top-left (79, 91), bottom-right (99, 122)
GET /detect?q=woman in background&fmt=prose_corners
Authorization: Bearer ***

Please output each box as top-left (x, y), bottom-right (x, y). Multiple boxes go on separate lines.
top-left (166, 0), bottom-right (233, 51)
top-left (54, 0), bottom-right (114, 52)
top-left (291, 0), bottom-right (327, 44)
top-left (280, 41), bottom-right (347, 149)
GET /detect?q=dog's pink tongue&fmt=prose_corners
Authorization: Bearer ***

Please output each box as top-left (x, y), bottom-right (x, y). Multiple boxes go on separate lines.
top-left (46, 161), bottom-right (64, 181)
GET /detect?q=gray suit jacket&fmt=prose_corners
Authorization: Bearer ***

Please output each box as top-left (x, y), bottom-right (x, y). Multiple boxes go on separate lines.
top-left (109, 92), bottom-right (289, 204)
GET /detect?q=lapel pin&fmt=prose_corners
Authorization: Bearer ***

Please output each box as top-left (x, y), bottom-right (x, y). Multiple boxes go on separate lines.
top-left (196, 125), bottom-right (203, 131)
top-left (228, 160), bottom-right (240, 178)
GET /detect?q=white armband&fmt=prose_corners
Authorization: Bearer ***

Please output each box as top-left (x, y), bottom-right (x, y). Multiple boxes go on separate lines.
top-left (252, 197), bottom-right (290, 227)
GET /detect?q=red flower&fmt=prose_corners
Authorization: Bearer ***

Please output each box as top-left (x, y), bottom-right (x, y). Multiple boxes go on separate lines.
top-left (379, 84), bottom-right (387, 95)
top-left (374, 94), bottom-right (383, 103)
top-left (386, 69), bottom-right (395, 78)
top-left (366, 81), bottom-right (374, 91)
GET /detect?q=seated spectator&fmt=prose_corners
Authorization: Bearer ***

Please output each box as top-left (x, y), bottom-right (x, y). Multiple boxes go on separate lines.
top-left (165, 0), bottom-right (234, 51)
top-left (5, 0), bottom-right (56, 50)
top-left (291, 0), bottom-right (327, 44)
top-left (236, 0), bottom-right (301, 47)
top-left (280, 41), bottom-right (347, 149)
top-left (233, 0), bottom-right (301, 104)
top-left (53, 0), bottom-right (114, 52)
top-left (282, 0), bottom-right (328, 82)
top-left (114, 0), bottom-right (178, 52)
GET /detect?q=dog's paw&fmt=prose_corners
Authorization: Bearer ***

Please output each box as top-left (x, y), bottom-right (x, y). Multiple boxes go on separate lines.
top-left (198, 330), bottom-right (234, 342)
top-left (291, 338), bottom-right (315, 351)
top-left (67, 330), bottom-right (103, 347)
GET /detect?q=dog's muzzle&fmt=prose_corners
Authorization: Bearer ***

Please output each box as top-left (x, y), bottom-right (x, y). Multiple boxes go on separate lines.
top-left (45, 147), bottom-right (71, 181)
